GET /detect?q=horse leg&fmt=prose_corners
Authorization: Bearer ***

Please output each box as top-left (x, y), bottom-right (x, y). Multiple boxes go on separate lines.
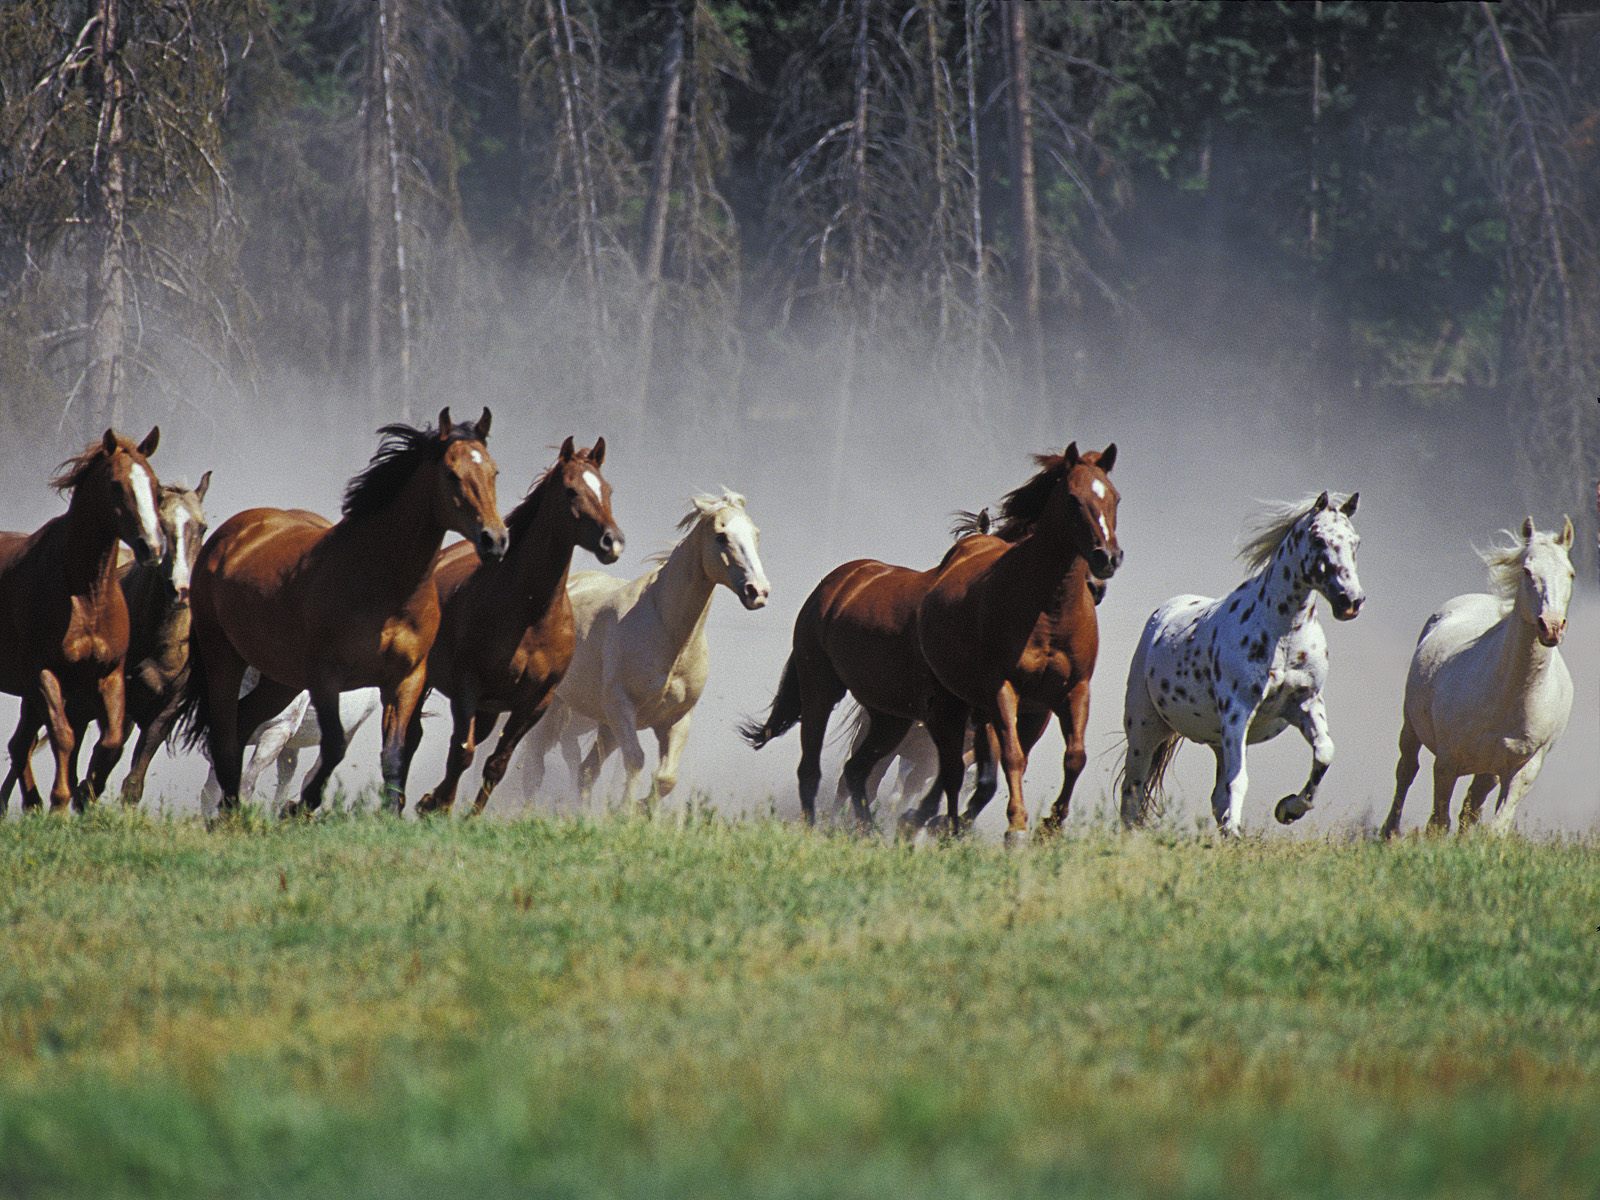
top-left (398, 704), bottom-right (426, 798)
top-left (418, 697), bottom-right (481, 817)
top-left (1457, 773), bottom-right (1497, 831)
top-left (284, 682), bottom-right (349, 818)
top-left (1380, 719), bottom-right (1422, 838)
top-left (4, 701), bottom-right (45, 813)
top-left (378, 666), bottom-right (428, 815)
top-left (1119, 674), bottom-right (1171, 829)
top-left (925, 692), bottom-right (971, 837)
top-left (651, 712), bottom-right (692, 803)
top-left (1040, 685), bottom-right (1089, 834)
top-left (474, 699), bottom-right (552, 815)
top-left (1426, 760), bottom-right (1459, 833)
top-left (197, 636), bottom-right (249, 816)
top-left (795, 673), bottom-right (845, 827)
top-left (991, 683), bottom-right (1031, 843)
top-left (79, 668), bottom-right (128, 808)
top-left (120, 680), bottom-right (184, 808)
top-left (36, 671), bottom-right (76, 813)
top-left (597, 696), bottom-right (649, 811)
top-left (960, 723), bottom-right (1002, 825)
top-left (1488, 752), bottom-right (1545, 836)
top-left (241, 697), bottom-right (304, 803)
top-left (1212, 710), bottom-right (1252, 836)
top-left (518, 698), bottom-right (564, 799)
top-left (840, 710), bottom-right (912, 831)
top-left (1275, 694), bottom-right (1334, 825)
top-left (579, 725), bottom-right (616, 807)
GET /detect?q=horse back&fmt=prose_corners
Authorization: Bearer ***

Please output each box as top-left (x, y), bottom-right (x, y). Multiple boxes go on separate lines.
top-left (801, 557), bottom-right (941, 717)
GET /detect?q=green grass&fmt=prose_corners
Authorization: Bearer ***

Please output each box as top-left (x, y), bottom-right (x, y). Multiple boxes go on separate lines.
top-left (1, 807), bottom-right (1598, 1198)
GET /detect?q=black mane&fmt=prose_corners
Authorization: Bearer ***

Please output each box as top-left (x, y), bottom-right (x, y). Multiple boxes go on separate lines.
top-left (983, 454), bottom-right (1069, 542)
top-left (342, 420), bottom-right (479, 520)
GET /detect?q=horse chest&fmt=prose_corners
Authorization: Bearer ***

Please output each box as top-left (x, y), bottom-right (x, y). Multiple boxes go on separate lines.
top-left (63, 595), bottom-right (126, 665)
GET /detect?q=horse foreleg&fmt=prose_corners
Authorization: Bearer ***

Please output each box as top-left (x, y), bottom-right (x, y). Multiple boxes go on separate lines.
top-left (1275, 694), bottom-right (1333, 826)
top-left (1487, 752), bottom-right (1545, 836)
top-left (960, 723), bottom-right (1002, 826)
top-left (598, 697), bottom-right (649, 812)
top-left (418, 696), bottom-right (481, 817)
top-left (1040, 687), bottom-right (1088, 835)
top-left (651, 713), bottom-right (693, 803)
top-left (518, 698), bottom-right (562, 800)
top-left (1427, 760), bottom-right (1459, 834)
top-left (284, 682), bottom-right (349, 818)
top-left (988, 683), bottom-right (1032, 844)
top-left (1380, 720), bottom-right (1422, 838)
top-left (1212, 710), bottom-right (1251, 836)
top-left (80, 668), bottom-right (128, 808)
top-left (376, 668), bottom-right (427, 815)
top-left (474, 700), bottom-right (551, 815)
top-left (242, 696), bottom-right (306, 804)
top-left (1457, 773), bottom-right (1496, 831)
top-left (36, 671), bottom-right (76, 813)
top-left (839, 710), bottom-right (912, 831)
top-left (4, 701), bottom-right (45, 813)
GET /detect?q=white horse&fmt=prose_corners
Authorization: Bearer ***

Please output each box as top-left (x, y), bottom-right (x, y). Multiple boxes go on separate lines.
top-left (1120, 491), bottom-right (1365, 834)
top-left (200, 669), bottom-right (379, 817)
top-left (1382, 517), bottom-right (1574, 837)
top-left (519, 491), bottom-right (770, 807)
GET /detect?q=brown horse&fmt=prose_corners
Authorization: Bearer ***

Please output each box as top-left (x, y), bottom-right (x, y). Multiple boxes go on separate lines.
top-left (739, 541), bottom-right (975, 829)
top-left (180, 408), bottom-right (506, 816)
top-left (908, 444), bottom-right (1121, 840)
top-left (0, 428), bottom-right (166, 811)
top-left (411, 437), bottom-right (623, 816)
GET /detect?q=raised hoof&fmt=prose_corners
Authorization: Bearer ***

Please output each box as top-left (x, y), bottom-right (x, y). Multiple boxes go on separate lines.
top-left (1274, 794), bottom-right (1312, 825)
top-left (415, 793), bottom-right (446, 817)
top-left (1003, 828), bottom-right (1030, 850)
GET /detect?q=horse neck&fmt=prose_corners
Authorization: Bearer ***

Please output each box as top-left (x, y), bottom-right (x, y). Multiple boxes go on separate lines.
top-left (1236, 542), bottom-right (1317, 639)
top-left (643, 524), bottom-right (718, 645)
top-left (123, 563), bottom-right (189, 661)
top-left (997, 519), bottom-right (1088, 611)
top-left (63, 482), bottom-right (124, 598)
top-left (502, 483), bottom-right (578, 615)
top-left (1493, 604), bottom-right (1556, 695)
top-left (340, 463), bottom-right (453, 598)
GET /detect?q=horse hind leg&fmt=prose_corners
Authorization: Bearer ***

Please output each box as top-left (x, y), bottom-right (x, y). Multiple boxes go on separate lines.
top-left (1119, 699), bottom-right (1175, 830)
top-left (795, 673), bottom-right (846, 827)
top-left (1275, 694), bottom-right (1333, 826)
top-left (839, 710), bottom-right (912, 832)
top-left (1380, 719), bottom-right (1423, 838)
top-left (1457, 774), bottom-right (1497, 831)
top-left (283, 683), bottom-right (349, 818)
top-left (1427, 759), bottom-right (1459, 834)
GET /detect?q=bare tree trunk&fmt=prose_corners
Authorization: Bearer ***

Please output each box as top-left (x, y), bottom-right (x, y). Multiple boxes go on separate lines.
top-left (544, 0), bottom-right (602, 400)
top-left (1002, 0), bottom-right (1041, 407)
top-left (923, 0), bottom-right (950, 339)
top-left (1308, 0), bottom-right (1323, 251)
top-left (376, 0), bottom-right (413, 421)
top-left (364, 8), bottom-right (387, 422)
top-left (84, 0), bottom-right (128, 436)
top-left (636, 4), bottom-right (685, 414)
top-left (964, 0), bottom-right (988, 413)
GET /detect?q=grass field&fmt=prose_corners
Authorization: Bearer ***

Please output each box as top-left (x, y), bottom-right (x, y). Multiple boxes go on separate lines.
top-left (1, 806), bottom-right (1598, 1198)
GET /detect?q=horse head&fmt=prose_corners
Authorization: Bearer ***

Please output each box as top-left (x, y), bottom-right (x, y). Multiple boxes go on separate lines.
top-left (156, 470), bottom-right (211, 602)
top-left (689, 491), bottom-right (769, 610)
top-left (1511, 516), bottom-right (1575, 647)
top-left (55, 427), bottom-right (167, 565)
top-left (1059, 441), bottom-right (1122, 580)
top-left (550, 436), bottom-right (624, 565)
top-left (434, 407), bottom-right (509, 563)
top-left (1300, 490), bottom-right (1365, 621)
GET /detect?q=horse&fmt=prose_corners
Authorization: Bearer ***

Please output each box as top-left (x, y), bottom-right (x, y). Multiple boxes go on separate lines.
top-left (198, 672), bottom-right (380, 817)
top-left (1381, 517), bottom-right (1574, 837)
top-left (1119, 491), bottom-right (1364, 836)
top-left (905, 444), bottom-right (1121, 841)
top-left (0, 428), bottom-right (166, 812)
top-left (520, 490), bottom-right (769, 809)
top-left (180, 407), bottom-right (507, 817)
top-left (411, 437), bottom-right (623, 816)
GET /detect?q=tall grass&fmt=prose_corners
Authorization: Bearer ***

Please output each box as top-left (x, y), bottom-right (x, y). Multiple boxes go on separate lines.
top-left (1, 808), bottom-right (1597, 1198)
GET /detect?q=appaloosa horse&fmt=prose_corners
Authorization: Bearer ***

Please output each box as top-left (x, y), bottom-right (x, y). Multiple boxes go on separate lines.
top-left (411, 437), bottom-right (623, 816)
top-left (180, 408), bottom-right (506, 816)
top-left (0, 428), bottom-right (166, 811)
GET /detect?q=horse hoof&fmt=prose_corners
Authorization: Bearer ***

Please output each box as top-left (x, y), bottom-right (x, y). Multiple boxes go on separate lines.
top-left (1035, 816), bottom-right (1063, 840)
top-left (1274, 795), bottom-right (1311, 825)
top-left (896, 810), bottom-right (925, 839)
top-left (1003, 828), bottom-right (1030, 850)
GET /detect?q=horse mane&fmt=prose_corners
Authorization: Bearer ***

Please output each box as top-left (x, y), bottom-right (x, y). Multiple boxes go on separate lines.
top-left (947, 507), bottom-right (991, 541)
top-left (985, 455), bottom-right (1069, 541)
top-left (50, 436), bottom-right (132, 494)
top-left (1236, 494), bottom-right (1352, 574)
top-left (342, 420), bottom-right (478, 520)
top-left (645, 490), bottom-right (746, 564)
top-left (1479, 529), bottom-right (1563, 605)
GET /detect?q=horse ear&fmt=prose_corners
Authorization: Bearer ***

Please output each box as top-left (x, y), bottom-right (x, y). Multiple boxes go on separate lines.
top-left (1340, 491), bottom-right (1358, 516)
top-left (102, 428), bottom-right (118, 454)
top-left (1559, 516), bottom-right (1574, 548)
top-left (590, 436), bottom-right (606, 467)
top-left (559, 435), bottom-right (576, 461)
top-left (1521, 516), bottom-right (1535, 542)
top-left (1098, 443), bottom-right (1117, 473)
top-left (1063, 442), bottom-right (1080, 465)
top-left (473, 407), bottom-right (492, 442)
top-left (194, 470), bottom-right (211, 503)
top-left (437, 407), bottom-right (454, 439)
top-left (137, 426), bottom-right (160, 457)
top-left (1313, 490), bottom-right (1330, 512)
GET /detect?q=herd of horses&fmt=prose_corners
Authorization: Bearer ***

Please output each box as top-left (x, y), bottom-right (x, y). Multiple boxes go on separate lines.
top-left (0, 412), bottom-right (1576, 839)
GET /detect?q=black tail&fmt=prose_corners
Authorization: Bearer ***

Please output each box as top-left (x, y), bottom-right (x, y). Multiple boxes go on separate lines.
top-left (738, 654), bottom-right (803, 749)
top-left (172, 632), bottom-right (211, 753)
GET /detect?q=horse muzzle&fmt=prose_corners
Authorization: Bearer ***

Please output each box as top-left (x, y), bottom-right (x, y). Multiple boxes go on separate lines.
top-left (739, 580), bottom-right (770, 610)
top-left (594, 529), bottom-right (623, 565)
top-left (1537, 617), bottom-right (1565, 647)
top-left (475, 527), bottom-right (509, 563)
top-left (1331, 592), bottom-right (1364, 621)
top-left (1088, 546), bottom-right (1123, 580)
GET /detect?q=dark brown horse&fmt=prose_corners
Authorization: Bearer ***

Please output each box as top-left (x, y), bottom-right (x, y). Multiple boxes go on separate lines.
top-left (0, 428), bottom-right (166, 811)
top-left (180, 408), bottom-right (506, 816)
top-left (907, 444), bottom-right (1121, 840)
top-left (411, 437), bottom-right (623, 816)
top-left (739, 543), bottom-right (973, 829)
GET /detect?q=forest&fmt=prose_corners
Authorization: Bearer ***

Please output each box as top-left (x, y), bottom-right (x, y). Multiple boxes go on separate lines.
top-left (1, 0), bottom-right (1597, 563)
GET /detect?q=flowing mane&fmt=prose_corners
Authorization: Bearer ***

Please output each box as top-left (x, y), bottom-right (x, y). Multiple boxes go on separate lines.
top-left (1236, 494), bottom-right (1352, 574)
top-left (342, 420), bottom-right (480, 520)
top-left (643, 491), bottom-right (746, 565)
top-left (980, 454), bottom-right (1069, 542)
top-left (50, 436), bottom-right (129, 494)
top-left (1478, 529), bottom-right (1564, 606)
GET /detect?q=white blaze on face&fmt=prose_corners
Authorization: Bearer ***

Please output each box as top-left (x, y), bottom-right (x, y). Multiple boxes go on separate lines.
top-left (470, 449), bottom-right (483, 465)
top-left (1091, 479), bottom-right (1107, 499)
top-left (1098, 513), bottom-right (1111, 541)
top-left (582, 470), bottom-right (603, 500)
top-left (723, 511), bottom-right (769, 599)
top-left (168, 505), bottom-right (193, 591)
top-left (130, 464), bottom-right (161, 553)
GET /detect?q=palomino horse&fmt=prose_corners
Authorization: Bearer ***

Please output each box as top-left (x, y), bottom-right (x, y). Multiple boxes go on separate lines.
top-left (1382, 518), bottom-right (1574, 836)
top-left (521, 491), bottom-right (769, 809)
top-left (0, 428), bottom-right (166, 811)
top-left (181, 408), bottom-right (506, 816)
top-left (1120, 491), bottom-right (1364, 835)
top-left (906, 444), bottom-right (1121, 841)
top-left (411, 437), bottom-right (623, 816)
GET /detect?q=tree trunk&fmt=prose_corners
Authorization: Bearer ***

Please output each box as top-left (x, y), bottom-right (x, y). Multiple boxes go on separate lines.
top-left (84, 0), bottom-right (128, 436)
top-left (1002, 0), bottom-right (1042, 407)
top-left (375, 0), bottom-right (413, 421)
top-left (364, 6), bottom-right (387, 422)
top-left (636, 4), bottom-right (685, 414)
top-left (544, 0), bottom-right (602, 400)
top-left (924, 0), bottom-right (950, 340)
top-left (964, 0), bottom-right (988, 412)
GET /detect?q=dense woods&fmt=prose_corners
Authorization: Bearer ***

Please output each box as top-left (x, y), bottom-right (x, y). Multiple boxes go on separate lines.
top-left (0, 1), bottom-right (1596, 560)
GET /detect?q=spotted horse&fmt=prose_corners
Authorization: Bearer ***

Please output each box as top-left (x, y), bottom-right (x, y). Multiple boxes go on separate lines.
top-left (1118, 491), bottom-right (1364, 835)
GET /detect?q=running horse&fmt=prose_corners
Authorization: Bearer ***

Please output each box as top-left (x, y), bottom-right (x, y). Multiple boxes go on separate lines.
top-left (180, 408), bottom-right (507, 816)
top-left (410, 436), bottom-right (623, 816)
top-left (0, 428), bottom-right (166, 812)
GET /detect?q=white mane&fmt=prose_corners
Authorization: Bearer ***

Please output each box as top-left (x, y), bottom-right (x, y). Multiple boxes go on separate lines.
top-left (1478, 528), bottom-right (1566, 607)
top-left (1236, 494), bottom-right (1353, 574)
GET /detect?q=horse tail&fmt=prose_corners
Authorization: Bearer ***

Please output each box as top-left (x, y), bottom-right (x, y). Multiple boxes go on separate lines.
top-left (738, 653), bottom-right (803, 749)
top-left (172, 631), bottom-right (211, 753)
top-left (1111, 734), bottom-right (1183, 823)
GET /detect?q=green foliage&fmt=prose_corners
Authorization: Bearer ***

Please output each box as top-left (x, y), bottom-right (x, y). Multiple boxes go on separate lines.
top-left (1, 811), bottom-right (1598, 1198)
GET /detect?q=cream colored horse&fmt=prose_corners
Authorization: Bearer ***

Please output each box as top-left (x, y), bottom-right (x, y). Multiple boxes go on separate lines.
top-left (1383, 517), bottom-right (1575, 836)
top-left (520, 492), bottom-right (769, 807)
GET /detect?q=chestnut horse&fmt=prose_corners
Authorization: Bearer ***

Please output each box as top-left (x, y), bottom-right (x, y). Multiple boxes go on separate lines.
top-left (906, 444), bottom-right (1121, 841)
top-left (180, 408), bottom-right (506, 816)
top-left (0, 428), bottom-right (166, 811)
top-left (411, 437), bottom-right (623, 816)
